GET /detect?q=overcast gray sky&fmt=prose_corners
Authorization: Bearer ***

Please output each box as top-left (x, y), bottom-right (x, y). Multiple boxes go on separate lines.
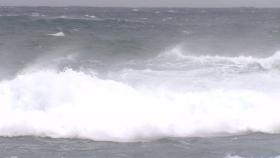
top-left (1, 0), bottom-right (280, 7)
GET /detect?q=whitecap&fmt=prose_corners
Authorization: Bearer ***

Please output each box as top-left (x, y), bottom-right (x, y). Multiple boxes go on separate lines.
top-left (1, 69), bottom-right (280, 142)
top-left (48, 32), bottom-right (65, 37)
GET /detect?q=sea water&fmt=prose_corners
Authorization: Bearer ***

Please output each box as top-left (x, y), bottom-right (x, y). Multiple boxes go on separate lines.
top-left (1, 7), bottom-right (280, 158)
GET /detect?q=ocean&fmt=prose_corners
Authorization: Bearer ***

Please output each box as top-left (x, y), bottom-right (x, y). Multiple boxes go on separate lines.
top-left (1, 7), bottom-right (280, 158)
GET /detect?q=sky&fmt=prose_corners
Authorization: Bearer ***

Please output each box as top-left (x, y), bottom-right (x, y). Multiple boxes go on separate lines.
top-left (0, 0), bottom-right (280, 7)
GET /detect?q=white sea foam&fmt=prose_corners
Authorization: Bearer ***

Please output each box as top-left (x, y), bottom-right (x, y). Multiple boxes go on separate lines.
top-left (157, 46), bottom-right (280, 71)
top-left (84, 14), bottom-right (104, 21)
top-left (225, 154), bottom-right (280, 158)
top-left (85, 14), bottom-right (96, 18)
top-left (1, 45), bottom-right (280, 142)
top-left (225, 154), bottom-right (244, 158)
top-left (48, 32), bottom-right (65, 37)
top-left (1, 67), bottom-right (280, 142)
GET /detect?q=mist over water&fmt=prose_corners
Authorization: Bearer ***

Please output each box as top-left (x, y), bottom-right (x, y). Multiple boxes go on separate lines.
top-left (1, 7), bottom-right (280, 146)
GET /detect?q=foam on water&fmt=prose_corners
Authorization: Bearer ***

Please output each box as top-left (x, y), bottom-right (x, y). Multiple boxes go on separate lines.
top-left (1, 56), bottom-right (280, 142)
top-left (225, 154), bottom-right (244, 158)
top-left (1, 45), bottom-right (280, 142)
top-left (48, 32), bottom-right (65, 37)
top-left (225, 154), bottom-right (280, 158)
top-left (1, 7), bottom-right (280, 145)
top-left (155, 46), bottom-right (280, 71)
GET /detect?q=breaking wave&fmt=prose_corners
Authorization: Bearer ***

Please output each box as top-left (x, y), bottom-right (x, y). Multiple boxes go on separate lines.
top-left (156, 46), bottom-right (280, 71)
top-left (1, 58), bottom-right (280, 141)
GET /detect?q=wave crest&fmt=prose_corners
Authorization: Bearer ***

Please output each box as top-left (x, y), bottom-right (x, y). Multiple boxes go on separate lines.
top-left (1, 69), bottom-right (280, 141)
top-left (156, 46), bottom-right (280, 72)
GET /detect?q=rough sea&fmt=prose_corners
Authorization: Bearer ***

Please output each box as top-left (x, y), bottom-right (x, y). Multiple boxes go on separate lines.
top-left (1, 7), bottom-right (280, 158)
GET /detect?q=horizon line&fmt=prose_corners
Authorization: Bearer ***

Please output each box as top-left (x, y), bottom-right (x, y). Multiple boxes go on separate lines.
top-left (0, 5), bottom-right (280, 9)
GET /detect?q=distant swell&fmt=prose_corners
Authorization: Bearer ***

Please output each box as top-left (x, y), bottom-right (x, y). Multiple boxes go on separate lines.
top-left (1, 66), bottom-right (280, 142)
top-left (156, 46), bottom-right (280, 71)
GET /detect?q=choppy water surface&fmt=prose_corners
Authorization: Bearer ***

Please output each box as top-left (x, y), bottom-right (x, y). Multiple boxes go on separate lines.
top-left (1, 133), bottom-right (280, 158)
top-left (1, 7), bottom-right (280, 157)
